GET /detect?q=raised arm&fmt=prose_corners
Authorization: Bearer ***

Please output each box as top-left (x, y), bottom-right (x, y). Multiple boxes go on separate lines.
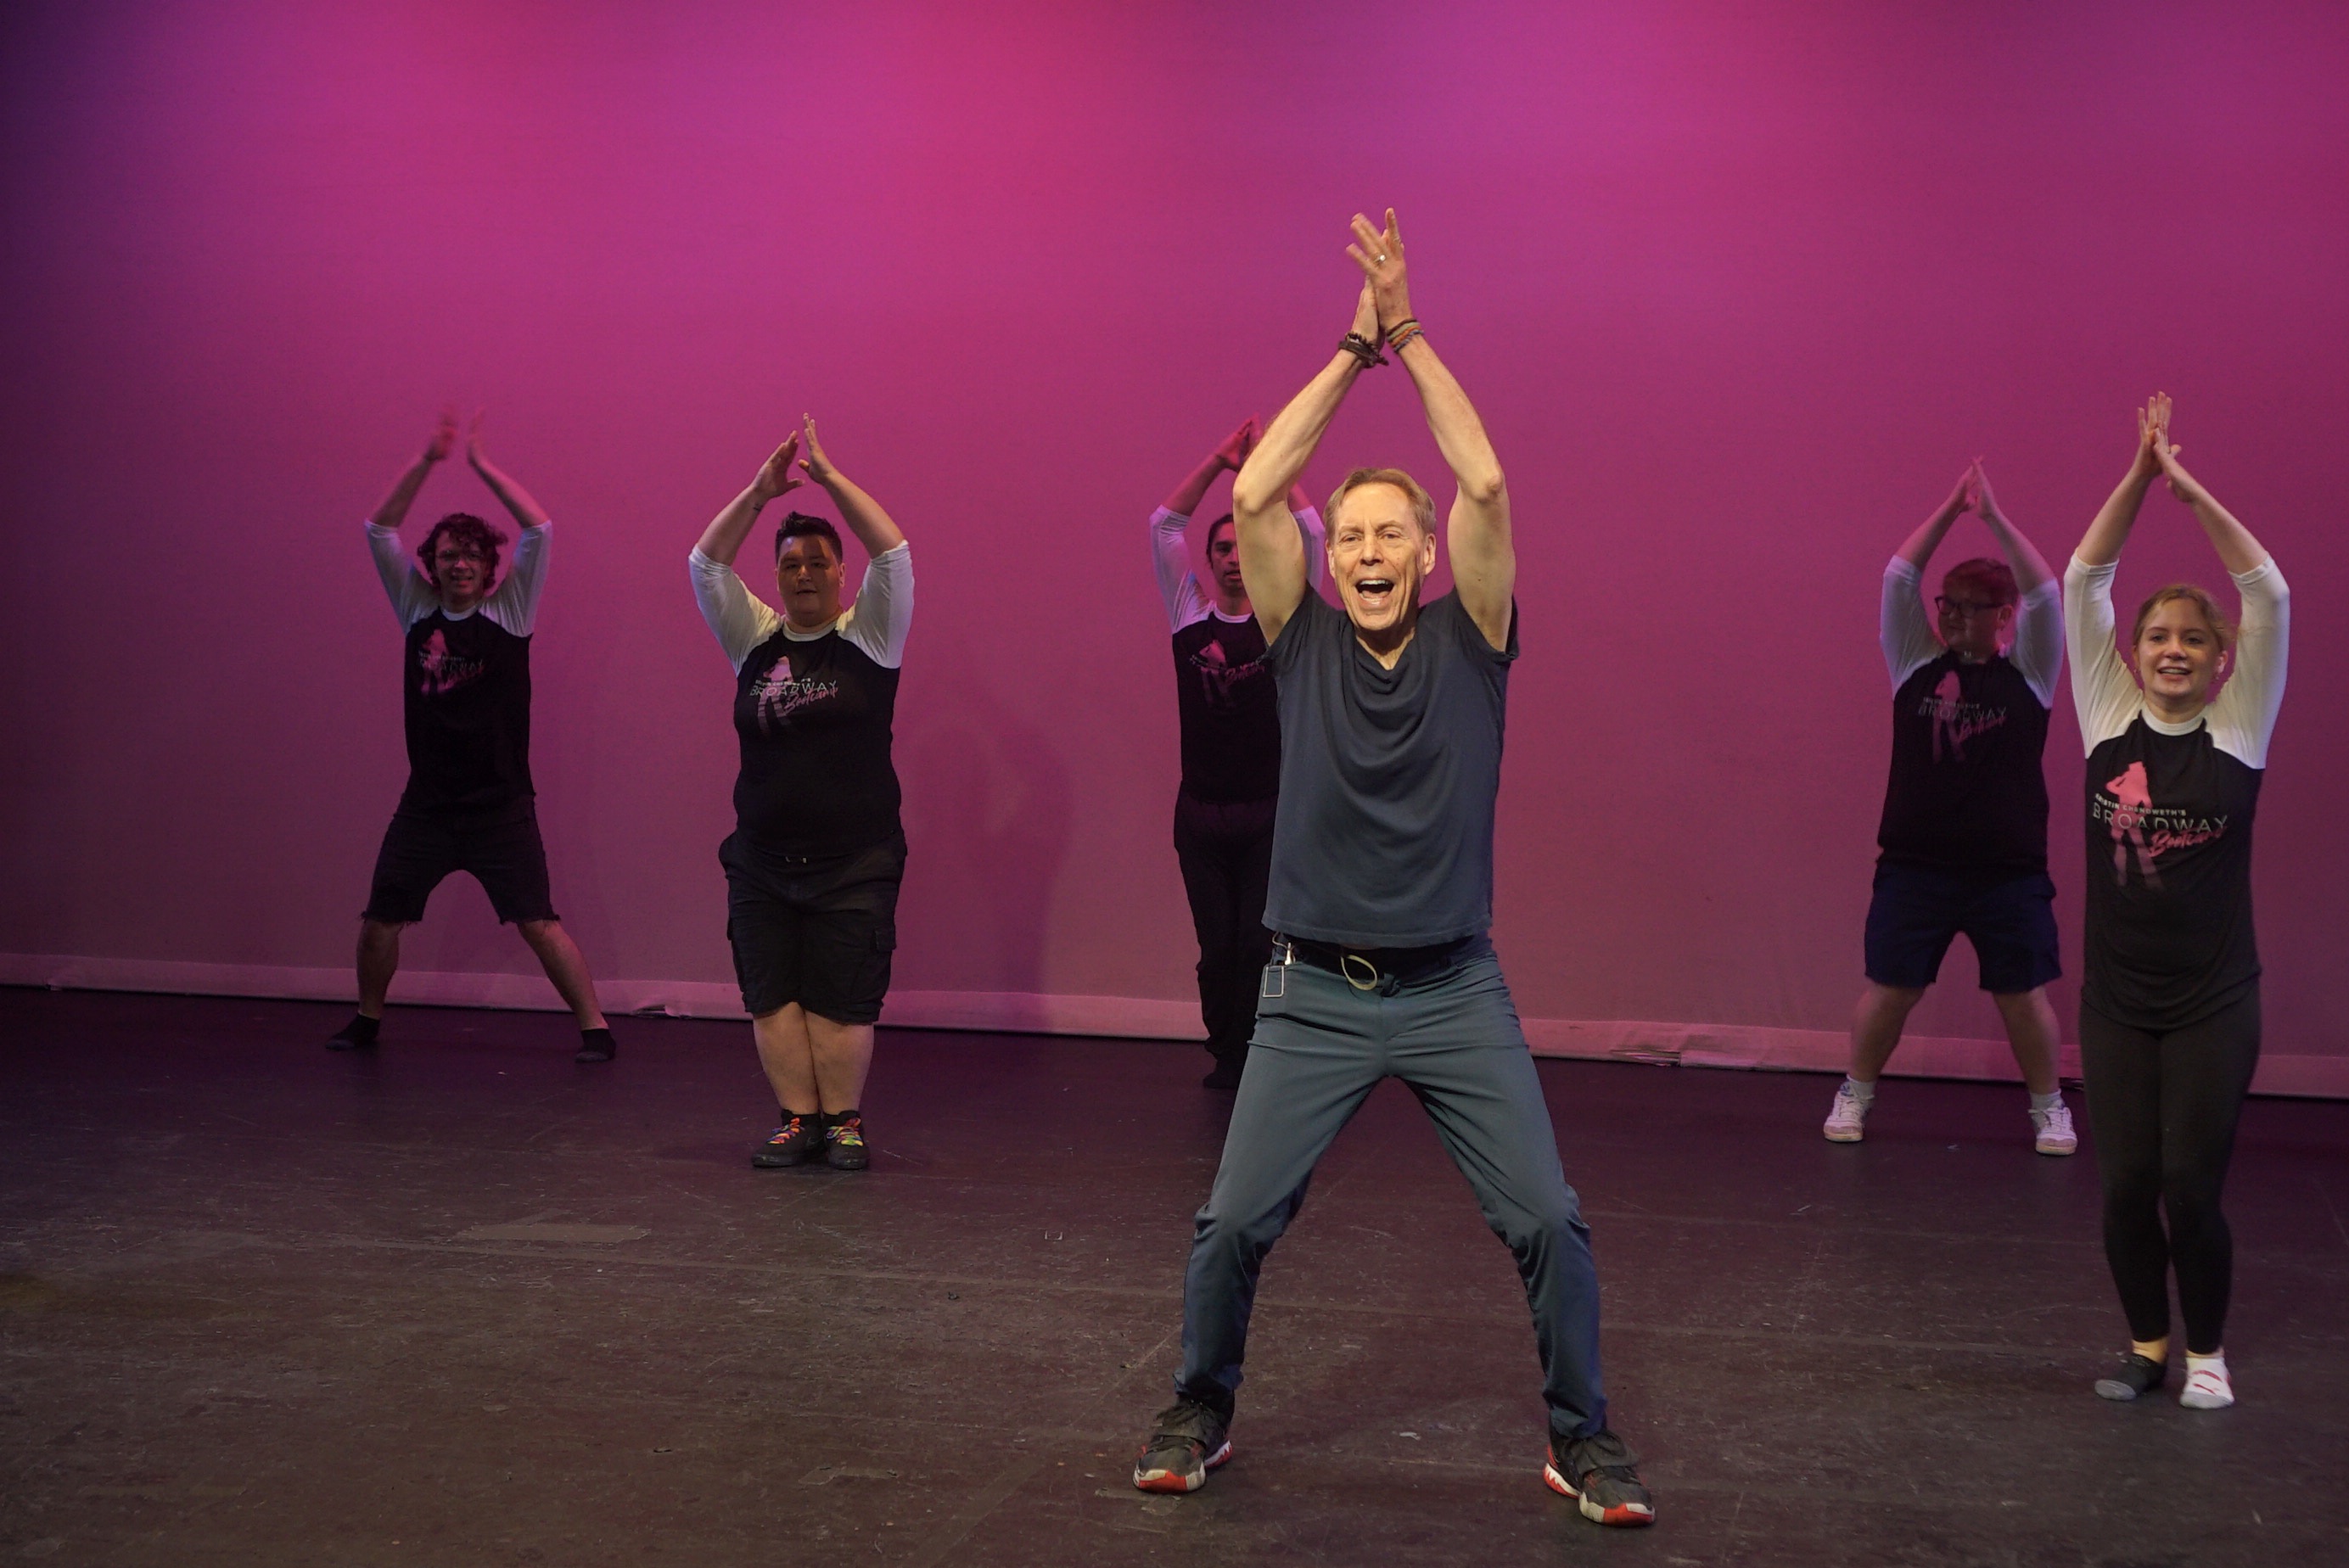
top-left (1893, 467), bottom-right (1974, 574)
top-left (1231, 284), bottom-right (1382, 643)
top-left (464, 411), bottom-right (550, 531)
top-left (1350, 210), bottom-right (1512, 650)
top-left (694, 432), bottom-right (802, 568)
top-left (1163, 418), bottom-right (1254, 517)
top-left (1970, 462), bottom-right (2054, 594)
top-left (1152, 419), bottom-right (1253, 626)
top-left (2151, 420), bottom-right (2271, 576)
top-left (2075, 395), bottom-right (2168, 568)
top-left (368, 408), bottom-right (458, 531)
top-left (797, 416), bottom-right (905, 558)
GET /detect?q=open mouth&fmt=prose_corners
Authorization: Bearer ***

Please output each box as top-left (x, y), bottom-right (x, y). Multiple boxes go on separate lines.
top-left (1351, 576), bottom-right (1396, 609)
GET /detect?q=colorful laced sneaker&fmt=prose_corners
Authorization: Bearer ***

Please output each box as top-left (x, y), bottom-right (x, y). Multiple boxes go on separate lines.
top-left (1822, 1081), bottom-right (1870, 1143)
top-left (1544, 1430), bottom-right (1655, 1526)
top-left (751, 1113), bottom-right (824, 1168)
top-left (2032, 1099), bottom-right (2078, 1156)
top-left (824, 1112), bottom-right (869, 1171)
top-left (2093, 1352), bottom-right (2167, 1402)
top-left (1133, 1398), bottom-right (1231, 1494)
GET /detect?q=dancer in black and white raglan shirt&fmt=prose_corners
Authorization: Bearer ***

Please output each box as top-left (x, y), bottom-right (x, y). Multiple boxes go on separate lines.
top-left (328, 411), bottom-right (614, 1062)
top-left (691, 417), bottom-right (911, 1173)
top-left (1824, 461), bottom-right (2076, 1154)
top-left (1149, 417), bottom-right (1326, 1089)
top-left (1132, 212), bottom-right (1651, 1527)
top-left (2066, 395), bottom-right (2289, 1413)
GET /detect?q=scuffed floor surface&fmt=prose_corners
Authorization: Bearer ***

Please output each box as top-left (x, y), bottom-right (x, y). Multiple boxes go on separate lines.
top-left (3, 986), bottom-right (2346, 1566)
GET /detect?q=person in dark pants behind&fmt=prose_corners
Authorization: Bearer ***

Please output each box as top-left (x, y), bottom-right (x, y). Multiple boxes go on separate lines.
top-left (1132, 212), bottom-right (1652, 1527)
top-left (1824, 459), bottom-right (2076, 1153)
top-left (328, 410), bottom-right (614, 1062)
top-left (2067, 395), bottom-right (2288, 1412)
top-left (1149, 417), bottom-right (1326, 1089)
top-left (691, 417), bottom-right (911, 1173)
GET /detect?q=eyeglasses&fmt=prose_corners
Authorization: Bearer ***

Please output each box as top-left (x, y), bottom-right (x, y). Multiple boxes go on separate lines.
top-left (1934, 596), bottom-right (2006, 619)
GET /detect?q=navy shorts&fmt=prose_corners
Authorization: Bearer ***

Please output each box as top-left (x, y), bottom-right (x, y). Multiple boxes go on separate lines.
top-left (1864, 864), bottom-right (2060, 994)
top-left (720, 832), bottom-right (905, 1024)
top-left (363, 802), bottom-right (557, 927)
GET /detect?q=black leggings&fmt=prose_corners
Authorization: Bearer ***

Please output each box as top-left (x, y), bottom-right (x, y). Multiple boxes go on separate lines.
top-left (1172, 789), bottom-right (1276, 1068)
top-left (2077, 988), bottom-right (2261, 1353)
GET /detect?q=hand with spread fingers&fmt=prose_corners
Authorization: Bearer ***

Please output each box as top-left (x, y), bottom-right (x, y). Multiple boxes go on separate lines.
top-left (750, 432), bottom-right (804, 504)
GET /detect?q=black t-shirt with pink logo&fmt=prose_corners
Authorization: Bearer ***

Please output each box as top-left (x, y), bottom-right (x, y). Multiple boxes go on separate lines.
top-left (691, 541), bottom-right (915, 863)
top-left (2065, 556), bottom-right (2290, 1032)
top-left (731, 628), bottom-right (903, 856)
top-left (367, 520), bottom-right (551, 816)
top-left (1172, 613), bottom-right (1279, 803)
top-left (401, 609), bottom-right (535, 813)
top-left (1873, 563), bottom-right (2063, 876)
top-left (1878, 652), bottom-right (2050, 874)
top-left (2082, 722), bottom-right (2262, 1028)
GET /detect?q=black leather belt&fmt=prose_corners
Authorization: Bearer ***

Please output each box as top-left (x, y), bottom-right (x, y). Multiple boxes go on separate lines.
top-left (1275, 933), bottom-right (1476, 991)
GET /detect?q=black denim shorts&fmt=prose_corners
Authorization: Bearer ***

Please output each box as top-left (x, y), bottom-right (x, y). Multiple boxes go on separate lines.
top-left (720, 831), bottom-right (905, 1024)
top-left (363, 802), bottom-right (556, 926)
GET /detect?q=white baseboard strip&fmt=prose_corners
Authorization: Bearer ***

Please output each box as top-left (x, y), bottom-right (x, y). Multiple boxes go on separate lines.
top-left (4, 951), bottom-right (2341, 1099)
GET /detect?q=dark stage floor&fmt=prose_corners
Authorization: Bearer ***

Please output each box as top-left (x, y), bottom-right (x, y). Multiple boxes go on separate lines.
top-left (3, 988), bottom-right (2346, 1566)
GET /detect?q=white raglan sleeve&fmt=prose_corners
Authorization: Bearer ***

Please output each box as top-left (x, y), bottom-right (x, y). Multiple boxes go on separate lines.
top-left (1152, 507), bottom-right (1208, 631)
top-left (2064, 556), bottom-right (2144, 754)
top-left (2010, 578), bottom-right (2065, 708)
top-left (2205, 558), bottom-right (2290, 769)
top-left (688, 547), bottom-right (784, 674)
top-left (367, 522), bottom-right (440, 629)
top-left (482, 523), bottom-right (550, 636)
top-left (1880, 558), bottom-right (1941, 687)
top-left (838, 541), bottom-right (913, 669)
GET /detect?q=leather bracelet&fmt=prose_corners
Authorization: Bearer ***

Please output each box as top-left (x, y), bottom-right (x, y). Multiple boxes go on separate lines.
top-left (1339, 332), bottom-right (1387, 368)
top-left (1388, 321), bottom-right (1425, 353)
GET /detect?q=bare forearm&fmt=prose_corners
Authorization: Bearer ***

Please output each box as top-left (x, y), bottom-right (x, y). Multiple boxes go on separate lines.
top-left (368, 454), bottom-right (437, 531)
top-left (2177, 479), bottom-right (2269, 575)
top-left (1235, 353), bottom-right (1360, 522)
top-left (695, 487), bottom-right (768, 566)
top-left (470, 455), bottom-right (550, 530)
top-left (2077, 471), bottom-right (2153, 567)
top-left (1893, 501), bottom-right (1965, 573)
top-left (1395, 337), bottom-right (1502, 504)
top-left (1162, 451), bottom-right (1226, 518)
top-left (1978, 508), bottom-right (2055, 593)
top-left (818, 473), bottom-right (906, 557)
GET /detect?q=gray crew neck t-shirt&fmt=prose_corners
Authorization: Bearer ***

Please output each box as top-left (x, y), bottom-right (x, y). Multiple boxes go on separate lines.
top-left (1262, 586), bottom-right (1518, 948)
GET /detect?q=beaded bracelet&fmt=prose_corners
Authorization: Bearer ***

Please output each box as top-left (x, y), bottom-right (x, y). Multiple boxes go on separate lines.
top-left (1338, 332), bottom-right (1388, 368)
top-left (1387, 321), bottom-right (1426, 353)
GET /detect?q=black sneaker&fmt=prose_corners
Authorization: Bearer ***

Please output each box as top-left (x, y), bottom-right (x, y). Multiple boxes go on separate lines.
top-left (824, 1112), bottom-right (870, 1171)
top-left (574, 1028), bottom-right (616, 1063)
top-left (1544, 1429), bottom-right (1655, 1526)
top-left (1133, 1398), bottom-right (1231, 1494)
top-left (751, 1113), bottom-right (824, 1168)
top-left (1201, 1057), bottom-right (1244, 1091)
top-left (326, 1014), bottom-right (380, 1051)
top-left (2094, 1352), bottom-right (2168, 1402)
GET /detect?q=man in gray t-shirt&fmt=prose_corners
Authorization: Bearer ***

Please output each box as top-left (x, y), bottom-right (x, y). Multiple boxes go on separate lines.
top-left (1130, 212), bottom-right (1653, 1529)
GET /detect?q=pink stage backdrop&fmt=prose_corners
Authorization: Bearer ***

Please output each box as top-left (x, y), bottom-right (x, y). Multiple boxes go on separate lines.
top-left (4, 3), bottom-right (2345, 1087)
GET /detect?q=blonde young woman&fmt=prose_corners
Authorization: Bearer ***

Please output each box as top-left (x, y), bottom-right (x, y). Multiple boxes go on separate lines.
top-left (2066, 395), bottom-right (2289, 1410)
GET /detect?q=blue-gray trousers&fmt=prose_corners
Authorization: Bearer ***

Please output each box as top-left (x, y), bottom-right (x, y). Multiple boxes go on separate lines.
top-left (1174, 937), bottom-right (1609, 1439)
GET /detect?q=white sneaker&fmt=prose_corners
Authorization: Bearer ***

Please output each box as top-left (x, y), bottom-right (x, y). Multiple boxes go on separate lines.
top-left (2179, 1363), bottom-right (2235, 1409)
top-left (2032, 1099), bottom-right (2078, 1156)
top-left (1823, 1082), bottom-right (1870, 1143)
